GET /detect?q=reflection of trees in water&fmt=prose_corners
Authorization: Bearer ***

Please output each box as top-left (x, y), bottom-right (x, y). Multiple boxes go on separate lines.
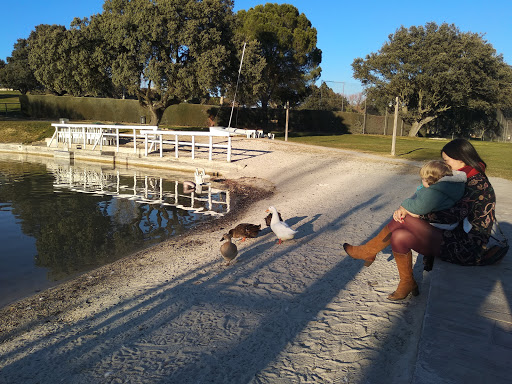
top-left (35, 196), bottom-right (115, 279)
top-left (0, 161), bottom-right (54, 238)
top-left (34, 197), bottom-right (205, 280)
top-left (0, 160), bottom-right (223, 281)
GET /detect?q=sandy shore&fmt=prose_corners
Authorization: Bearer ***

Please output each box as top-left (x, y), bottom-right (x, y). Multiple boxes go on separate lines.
top-left (0, 138), bottom-right (509, 383)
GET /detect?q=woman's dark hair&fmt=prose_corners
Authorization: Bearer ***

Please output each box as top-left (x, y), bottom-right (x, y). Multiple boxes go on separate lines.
top-left (441, 138), bottom-right (486, 174)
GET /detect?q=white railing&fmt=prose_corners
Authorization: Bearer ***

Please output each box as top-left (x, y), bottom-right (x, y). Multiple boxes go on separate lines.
top-left (143, 130), bottom-right (233, 162)
top-left (49, 123), bottom-right (158, 153)
top-left (49, 123), bottom-right (234, 162)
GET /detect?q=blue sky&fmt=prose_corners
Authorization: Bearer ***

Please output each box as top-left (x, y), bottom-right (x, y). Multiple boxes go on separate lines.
top-left (1, 0), bottom-right (511, 95)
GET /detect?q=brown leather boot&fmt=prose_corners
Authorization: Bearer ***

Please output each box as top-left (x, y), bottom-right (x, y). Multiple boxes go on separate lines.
top-left (343, 225), bottom-right (391, 267)
top-left (388, 250), bottom-right (419, 300)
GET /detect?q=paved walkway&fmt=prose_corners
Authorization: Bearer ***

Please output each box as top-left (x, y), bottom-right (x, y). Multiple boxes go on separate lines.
top-left (412, 176), bottom-right (512, 384)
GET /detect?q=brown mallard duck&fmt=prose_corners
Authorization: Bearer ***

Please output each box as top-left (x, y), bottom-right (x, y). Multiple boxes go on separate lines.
top-left (228, 223), bottom-right (261, 241)
top-left (264, 211), bottom-right (283, 227)
top-left (220, 233), bottom-right (238, 266)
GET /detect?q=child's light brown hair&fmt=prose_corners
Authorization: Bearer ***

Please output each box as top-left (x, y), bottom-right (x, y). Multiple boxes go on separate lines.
top-left (420, 160), bottom-right (453, 186)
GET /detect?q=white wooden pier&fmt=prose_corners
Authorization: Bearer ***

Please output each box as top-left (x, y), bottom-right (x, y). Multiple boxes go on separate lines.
top-left (49, 123), bottom-right (235, 162)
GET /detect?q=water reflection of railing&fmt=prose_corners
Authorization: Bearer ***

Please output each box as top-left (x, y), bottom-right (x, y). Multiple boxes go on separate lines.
top-left (48, 164), bottom-right (230, 216)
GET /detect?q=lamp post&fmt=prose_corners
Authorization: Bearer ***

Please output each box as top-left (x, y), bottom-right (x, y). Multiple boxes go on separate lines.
top-left (391, 96), bottom-right (399, 156)
top-left (362, 98), bottom-right (367, 134)
top-left (285, 101), bottom-right (290, 142)
top-left (342, 82), bottom-right (345, 112)
top-left (384, 108), bottom-right (388, 135)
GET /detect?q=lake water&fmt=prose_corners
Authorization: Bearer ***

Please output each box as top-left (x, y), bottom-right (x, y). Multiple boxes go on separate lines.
top-left (0, 153), bottom-right (230, 308)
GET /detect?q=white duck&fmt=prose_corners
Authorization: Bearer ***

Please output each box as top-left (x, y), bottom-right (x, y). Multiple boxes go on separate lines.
top-left (266, 206), bottom-right (297, 244)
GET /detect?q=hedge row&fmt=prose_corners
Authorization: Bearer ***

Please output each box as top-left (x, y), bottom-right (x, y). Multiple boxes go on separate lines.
top-left (20, 95), bottom-right (145, 123)
top-left (20, 95), bottom-right (217, 127)
top-left (20, 94), bottom-right (411, 135)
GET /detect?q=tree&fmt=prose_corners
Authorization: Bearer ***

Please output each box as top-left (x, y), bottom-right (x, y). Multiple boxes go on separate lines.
top-left (222, 39), bottom-right (266, 108)
top-left (352, 22), bottom-right (512, 137)
top-left (27, 21), bottom-right (113, 97)
top-left (1, 39), bottom-right (41, 94)
top-left (67, 16), bottom-right (118, 97)
top-left (0, 59), bottom-right (6, 87)
top-left (298, 82), bottom-right (345, 111)
top-left (346, 93), bottom-right (366, 113)
top-left (27, 24), bottom-right (72, 95)
top-left (96, 0), bottom-right (236, 125)
top-left (235, 3), bottom-right (322, 109)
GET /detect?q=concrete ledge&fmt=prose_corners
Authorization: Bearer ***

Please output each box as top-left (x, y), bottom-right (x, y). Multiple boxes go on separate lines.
top-left (412, 254), bottom-right (512, 384)
top-left (0, 143), bottom-right (242, 175)
top-left (0, 143), bottom-right (53, 157)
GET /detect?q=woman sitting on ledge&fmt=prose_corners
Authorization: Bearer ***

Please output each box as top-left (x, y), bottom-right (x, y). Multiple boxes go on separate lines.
top-left (343, 138), bottom-right (501, 301)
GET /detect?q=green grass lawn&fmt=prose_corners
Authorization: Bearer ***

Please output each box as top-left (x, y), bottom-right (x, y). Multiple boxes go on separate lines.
top-left (0, 120), bottom-right (54, 144)
top-left (283, 134), bottom-right (512, 181)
